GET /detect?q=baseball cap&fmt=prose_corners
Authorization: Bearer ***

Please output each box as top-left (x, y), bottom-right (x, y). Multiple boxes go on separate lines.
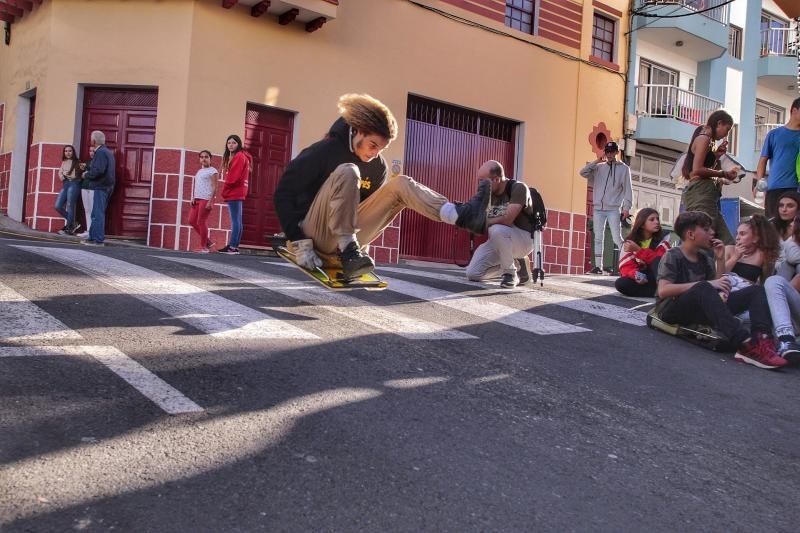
top-left (604, 141), bottom-right (619, 152)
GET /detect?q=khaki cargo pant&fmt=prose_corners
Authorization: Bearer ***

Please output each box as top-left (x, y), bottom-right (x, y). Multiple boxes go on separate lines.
top-left (683, 178), bottom-right (734, 245)
top-left (300, 163), bottom-right (448, 257)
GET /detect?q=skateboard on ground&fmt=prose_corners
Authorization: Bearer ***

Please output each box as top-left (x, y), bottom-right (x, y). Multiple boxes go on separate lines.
top-left (646, 309), bottom-right (732, 352)
top-left (273, 244), bottom-right (388, 291)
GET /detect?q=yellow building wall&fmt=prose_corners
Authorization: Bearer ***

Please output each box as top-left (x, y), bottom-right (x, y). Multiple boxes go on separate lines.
top-left (0, 0), bottom-right (195, 149)
top-left (182, 0), bottom-right (627, 214)
top-left (0, 0), bottom-right (628, 216)
top-left (0, 1), bottom-right (52, 153)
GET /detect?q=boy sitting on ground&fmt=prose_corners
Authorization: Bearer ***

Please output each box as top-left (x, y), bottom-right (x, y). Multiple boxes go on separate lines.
top-left (654, 211), bottom-right (787, 369)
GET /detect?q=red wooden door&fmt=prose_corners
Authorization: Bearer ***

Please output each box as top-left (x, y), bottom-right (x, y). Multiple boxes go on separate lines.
top-left (400, 96), bottom-right (516, 263)
top-left (242, 104), bottom-right (294, 246)
top-left (22, 95), bottom-right (35, 220)
top-left (82, 89), bottom-right (158, 239)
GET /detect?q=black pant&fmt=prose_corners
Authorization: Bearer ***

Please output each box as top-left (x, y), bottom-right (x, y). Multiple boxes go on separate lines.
top-left (615, 257), bottom-right (660, 298)
top-left (766, 187), bottom-right (796, 220)
top-left (660, 282), bottom-right (772, 346)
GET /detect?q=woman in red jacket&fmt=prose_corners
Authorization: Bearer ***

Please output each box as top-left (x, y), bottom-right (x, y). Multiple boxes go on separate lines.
top-left (218, 134), bottom-right (251, 254)
top-left (615, 207), bottom-right (671, 297)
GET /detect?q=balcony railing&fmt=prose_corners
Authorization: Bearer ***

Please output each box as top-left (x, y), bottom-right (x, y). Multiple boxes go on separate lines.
top-left (636, 0), bottom-right (730, 25)
top-left (635, 85), bottom-right (723, 126)
top-left (755, 123), bottom-right (782, 151)
top-left (760, 27), bottom-right (798, 57)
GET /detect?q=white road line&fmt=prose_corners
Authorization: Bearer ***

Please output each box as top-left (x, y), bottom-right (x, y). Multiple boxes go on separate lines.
top-left (163, 257), bottom-right (474, 340)
top-left (379, 267), bottom-right (647, 327)
top-left (266, 261), bottom-right (587, 335)
top-left (13, 246), bottom-right (317, 340)
top-left (380, 276), bottom-right (588, 334)
top-left (0, 281), bottom-right (83, 342)
top-left (0, 345), bottom-right (203, 414)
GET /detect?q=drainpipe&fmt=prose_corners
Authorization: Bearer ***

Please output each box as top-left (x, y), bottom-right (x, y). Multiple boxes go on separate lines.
top-left (622, 3), bottom-right (636, 164)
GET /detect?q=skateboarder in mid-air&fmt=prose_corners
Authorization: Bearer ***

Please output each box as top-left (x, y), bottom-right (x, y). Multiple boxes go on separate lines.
top-left (273, 93), bottom-right (491, 279)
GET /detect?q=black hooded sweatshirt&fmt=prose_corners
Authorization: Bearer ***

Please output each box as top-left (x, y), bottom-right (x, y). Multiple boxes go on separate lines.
top-left (273, 117), bottom-right (388, 241)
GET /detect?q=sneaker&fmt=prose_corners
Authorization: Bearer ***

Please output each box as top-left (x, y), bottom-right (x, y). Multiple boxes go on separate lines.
top-left (68, 222), bottom-right (82, 235)
top-left (777, 339), bottom-right (800, 364)
top-left (500, 273), bottom-right (519, 288)
top-left (57, 224), bottom-right (69, 235)
top-left (454, 179), bottom-right (491, 234)
top-left (80, 239), bottom-right (104, 247)
top-left (734, 336), bottom-right (788, 369)
top-left (218, 245), bottom-right (240, 255)
top-left (339, 240), bottom-right (375, 279)
top-left (603, 267), bottom-right (616, 275)
top-left (516, 258), bottom-right (530, 285)
top-left (588, 267), bottom-right (603, 275)
top-left (197, 248), bottom-right (210, 254)
top-left (76, 231), bottom-right (89, 239)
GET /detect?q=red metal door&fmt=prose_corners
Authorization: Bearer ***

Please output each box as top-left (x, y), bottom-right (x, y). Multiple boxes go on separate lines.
top-left (400, 97), bottom-right (517, 263)
top-left (242, 104), bottom-right (294, 246)
top-left (82, 89), bottom-right (158, 239)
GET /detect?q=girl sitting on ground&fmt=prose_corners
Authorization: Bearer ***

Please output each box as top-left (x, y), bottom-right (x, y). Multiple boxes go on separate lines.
top-left (615, 208), bottom-right (671, 297)
top-left (770, 190), bottom-right (800, 242)
top-left (724, 214), bottom-right (780, 291)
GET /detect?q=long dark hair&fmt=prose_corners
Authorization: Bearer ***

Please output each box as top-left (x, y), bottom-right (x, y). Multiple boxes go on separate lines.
top-left (682, 126), bottom-right (705, 178)
top-left (222, 134), bottom-right (243, 171)
top-left (772, 190), bottom-right (800, 239)
top-left (741, 214), bottom-right (780, 281)
top-left (626, 208), bottom-right (667, 248)
top-left (62, 145), bottom-right (80, 176)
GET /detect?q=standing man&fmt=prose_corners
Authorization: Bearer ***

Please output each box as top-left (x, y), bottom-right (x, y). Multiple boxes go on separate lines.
top-left (80, 130), bottom-right (115, 246)
top-left (273, 93), bottom-right (490, 279)
top-left (580, 141), bottom-right (632, 274)
top-left (465, 160), bottom-right (534, 288)
top-left (756, 97), bottom-right (800, 219)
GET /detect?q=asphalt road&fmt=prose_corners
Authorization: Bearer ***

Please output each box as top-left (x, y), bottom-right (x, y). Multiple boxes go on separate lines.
top-left (1, 232), bottom-right (799, 532)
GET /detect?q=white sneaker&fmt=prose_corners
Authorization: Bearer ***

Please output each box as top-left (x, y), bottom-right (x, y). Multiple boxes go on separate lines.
top-left (77, 231), bottom-right (89, 238)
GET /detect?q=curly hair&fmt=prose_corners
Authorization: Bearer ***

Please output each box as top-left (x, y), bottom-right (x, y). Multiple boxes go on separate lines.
top-left (740, 214), bottom-right (780, 281)
top-left (337, 93), bottom-right (397, 141)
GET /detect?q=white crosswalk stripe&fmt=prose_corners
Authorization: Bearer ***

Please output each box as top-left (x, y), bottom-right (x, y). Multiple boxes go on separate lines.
top-left (379, 267), bottom-right (647, 327)
top-left (268, 261), bottom-right (588, 335)
top-left (0, 281), bottom-right (83, 342)
top-left (0, 345), bottom-right (203, 414)
top-left (160, 256), bottom-right (475, 340)
top-left (13, 246), bottom-right (317, 340)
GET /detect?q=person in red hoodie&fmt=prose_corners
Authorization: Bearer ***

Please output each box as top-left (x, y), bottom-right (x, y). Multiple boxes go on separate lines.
top-left (218, 134), bottom-right (251, 254)
top-left (615, 207), bottom-right (671, 297)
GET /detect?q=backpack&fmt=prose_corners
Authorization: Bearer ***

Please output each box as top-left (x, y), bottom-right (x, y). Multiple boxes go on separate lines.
top-left (504, 179), bottom-right (547, 233)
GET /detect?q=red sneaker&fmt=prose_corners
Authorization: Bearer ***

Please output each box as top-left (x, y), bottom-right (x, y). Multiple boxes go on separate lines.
top-left (734, 336), bottom-right (788, 369)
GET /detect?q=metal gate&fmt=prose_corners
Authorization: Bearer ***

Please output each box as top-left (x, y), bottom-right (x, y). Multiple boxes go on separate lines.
top-left (400, 96), bottom-right (517, 263)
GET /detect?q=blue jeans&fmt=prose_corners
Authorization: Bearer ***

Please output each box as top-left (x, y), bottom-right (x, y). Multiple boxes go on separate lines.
top-left (89, 189), bottom-right (110, 243)
top-left (227, 200), bottom-right (243, 248)
top-left (55, 180), bottom-right (81, 225)
top-left (592, 208), bottom-right (623, 267)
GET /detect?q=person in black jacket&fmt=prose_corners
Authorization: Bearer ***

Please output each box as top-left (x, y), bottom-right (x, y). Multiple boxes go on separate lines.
top-left (273, 93), bottom-right (490, 278)
top-left (80, 130), bottom-right (116, 246)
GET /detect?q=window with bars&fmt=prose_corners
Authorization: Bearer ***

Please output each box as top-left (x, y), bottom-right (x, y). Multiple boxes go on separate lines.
top-left (728, 24), bottom-right (743, 59)
top-left (592, 13), bottom-right (615, 62)
top-left (505, 0), bottom-right (535, 34)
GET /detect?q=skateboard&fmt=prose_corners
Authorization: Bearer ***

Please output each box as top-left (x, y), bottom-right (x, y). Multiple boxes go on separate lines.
top-left (273, 245), bottom-right (388, 291)
top-left (646, 309), bottom-right (731, 352)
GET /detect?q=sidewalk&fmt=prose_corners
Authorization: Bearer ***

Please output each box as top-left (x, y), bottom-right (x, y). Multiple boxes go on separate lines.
top-left (0, 214), bottom-right (274, 255)
top-left (0, 214), bottom-right (152, 249)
